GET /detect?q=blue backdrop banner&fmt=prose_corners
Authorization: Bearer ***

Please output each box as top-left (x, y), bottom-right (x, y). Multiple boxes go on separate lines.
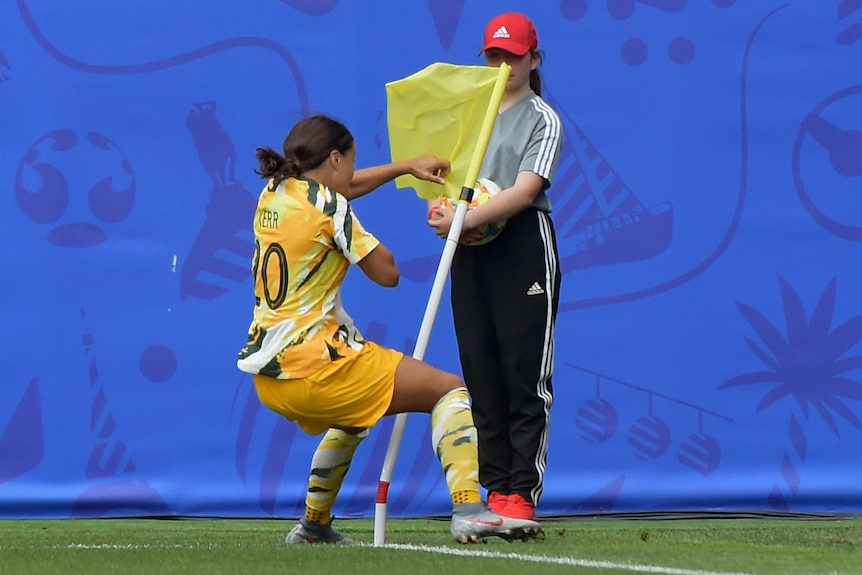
top-left (2, 0), bottom-right (862, 518)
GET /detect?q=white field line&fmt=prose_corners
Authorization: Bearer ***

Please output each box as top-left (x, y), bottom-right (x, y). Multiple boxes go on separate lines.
top-left (60, 541), bottom-right (753, 575)
top-left (380, 543), bottom-right (753, 575)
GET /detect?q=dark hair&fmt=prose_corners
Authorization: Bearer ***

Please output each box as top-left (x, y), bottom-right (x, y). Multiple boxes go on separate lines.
top-left (529, 49), bottom-right (544, 96)
top-left (255, 115), bottom-right (354, 186)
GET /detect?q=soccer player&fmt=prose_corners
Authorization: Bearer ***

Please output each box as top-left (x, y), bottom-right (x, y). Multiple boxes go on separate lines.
top-left (237, 114), bottom-right (542, 544)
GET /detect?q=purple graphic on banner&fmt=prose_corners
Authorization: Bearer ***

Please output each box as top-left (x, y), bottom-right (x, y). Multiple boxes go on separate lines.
top-left (81, 309), bottom-right (136, 479)
top-left (766, 414), bottom-right (807, 511)
top-left (607, 0), bottom-right (696, 68)
top-left (667, 36), bottom-right (695, 64)
top-left (837, 0), bottom-right (862, 45)
top-left (74, 309), bottom-right (173, 516)
top-left (721, 277), bottom-right (862, 437)
top-left (629, 414), bottom-right (671, 460)
top-left (72, 481), bottom-right (172, 517)
top-left (577, 398), bottom-right (618, 442)
top-left (546, 104), bottom-right (674, 274)
top-left (608, 0), bottom-right (687, 21)
top-left (14, 129), bottom-right (136, 247)
top-left (139, 345), bottom-right (177, 384)
top-left (17, 0), bottom-right (310, 111)
top-left (560, 0), bottom-right (588, 22)
top-left (564, 475), bottom-right (626, 515)
top-left (620, 38), bottom-right (649, 66)
top-left (187, 101), bottom-right (237, 188)
top-left (0, 378), bottom-right (44, 483)
top-left (280, 0), bottom-right (339, 15)
top-left (400, 254), bottom-right (441, 284)
top-left (801, 110), bottom-right (862, 178)
top-left (560, 0), bottom-right (734, 61)
top-left (0, 49), bottom-right (10, 82)
top-left (721, 277), bottom-right (862, 507)
top-left (15, 0), bottom-right (321, 276)
top-left (572, 363), bottom-right (730, 475)
top-left (793, 85), bottom-right (862, 242)
top-left (552, 5), bottom-right (788, 312)
top-left (604, 1), bottom-right (735, 74)
top-left (181, 101), bottom-right (256, 300)
top-left (678, 431), bottom-right (721, 476)
top-left (428, 0), bottom-right (466, 50)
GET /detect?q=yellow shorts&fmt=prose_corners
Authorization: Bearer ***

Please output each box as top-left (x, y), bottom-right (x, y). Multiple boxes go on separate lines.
top-left (253, 341), bottom-right (403, 435)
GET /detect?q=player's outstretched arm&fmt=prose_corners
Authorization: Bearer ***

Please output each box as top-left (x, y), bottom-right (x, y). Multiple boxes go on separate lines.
top-left (346, 155), bottom-right (450, 200)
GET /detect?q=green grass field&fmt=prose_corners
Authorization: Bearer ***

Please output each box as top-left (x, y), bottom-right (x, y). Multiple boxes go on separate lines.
top-left (1, 517), bottom-right (860, 575)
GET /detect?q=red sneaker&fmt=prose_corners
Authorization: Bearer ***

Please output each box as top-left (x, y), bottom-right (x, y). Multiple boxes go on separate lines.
top-left (504, 493), bottom-right (536, 520)
top-left (487, 491), bottom-right (509, 514)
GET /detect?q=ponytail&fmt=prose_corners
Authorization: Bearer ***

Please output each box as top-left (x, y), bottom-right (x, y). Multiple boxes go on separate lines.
top-left (254, 147), bottom-right (299, 187)
top-left (529, 49), bottom-right (544, 96)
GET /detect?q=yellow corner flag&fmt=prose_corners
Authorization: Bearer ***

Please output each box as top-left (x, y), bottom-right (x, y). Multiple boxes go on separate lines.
top-left (386, 62), bottom-right (509, 200)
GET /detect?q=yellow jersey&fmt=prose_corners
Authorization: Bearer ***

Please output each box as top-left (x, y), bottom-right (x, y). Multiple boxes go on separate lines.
top-left (237, 176), bottom-right (379, 379)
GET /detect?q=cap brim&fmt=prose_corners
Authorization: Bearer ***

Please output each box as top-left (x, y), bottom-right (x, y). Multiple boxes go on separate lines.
top-left (479, 40), bottom-right (531, 56)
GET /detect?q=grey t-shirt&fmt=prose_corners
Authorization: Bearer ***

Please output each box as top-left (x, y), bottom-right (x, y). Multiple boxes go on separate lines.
top-left (479, 93), bottom-right (563, 212)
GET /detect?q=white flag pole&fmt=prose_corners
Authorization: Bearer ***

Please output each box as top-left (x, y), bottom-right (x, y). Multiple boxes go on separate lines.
top-left (373, 63), bottom-right (511, 547)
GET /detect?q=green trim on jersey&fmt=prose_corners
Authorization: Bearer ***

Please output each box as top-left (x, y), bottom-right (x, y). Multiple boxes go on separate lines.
top-left (237, 177), bottom-right (380, 379)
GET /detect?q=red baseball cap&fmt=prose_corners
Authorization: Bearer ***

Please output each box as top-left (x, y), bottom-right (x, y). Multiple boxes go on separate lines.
top-left (480, 12), bottom-right (538, 56)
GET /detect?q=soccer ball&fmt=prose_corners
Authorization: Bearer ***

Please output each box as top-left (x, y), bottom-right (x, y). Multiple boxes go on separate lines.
top-left (14, 129), bottom-right (136, 248)
top-left (439, 177), bottom-right (506, 245)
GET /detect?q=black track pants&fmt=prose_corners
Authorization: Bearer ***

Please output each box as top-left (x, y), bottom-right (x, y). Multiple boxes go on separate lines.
top-left (450, 208), bottom-right (560, 505)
